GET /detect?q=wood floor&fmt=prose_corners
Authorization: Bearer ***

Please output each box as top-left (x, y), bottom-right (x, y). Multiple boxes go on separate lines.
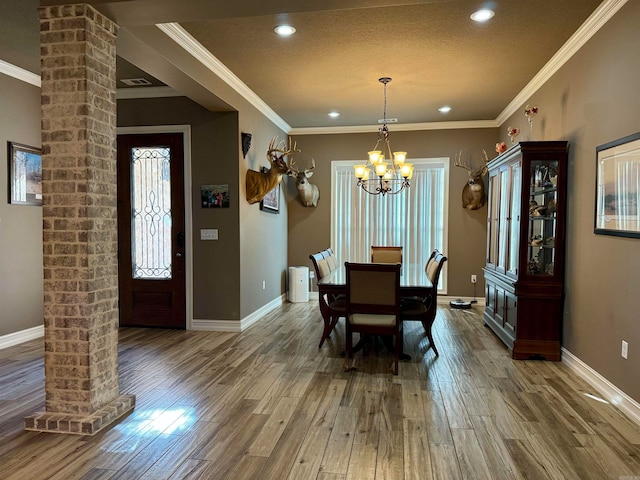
top-left (1, 302), bottom-right (639, 480)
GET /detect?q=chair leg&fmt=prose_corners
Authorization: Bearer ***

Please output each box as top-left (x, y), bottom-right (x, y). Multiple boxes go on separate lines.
top-left (427, 329), bottom-right (439, 356)
top-left (393, 329), bottom-right (401, 375)
top-left (344, 324), bottom-right (352, 372)
top-left (319, 315), bottom-right (340, 348)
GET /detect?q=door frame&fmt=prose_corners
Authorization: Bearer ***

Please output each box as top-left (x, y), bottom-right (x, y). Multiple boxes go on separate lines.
top-left (117, 125), bottom-right (193, 329)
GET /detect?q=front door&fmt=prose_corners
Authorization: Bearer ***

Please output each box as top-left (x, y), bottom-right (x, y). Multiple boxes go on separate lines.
top-left (117, 133), bottom-right (186, 328)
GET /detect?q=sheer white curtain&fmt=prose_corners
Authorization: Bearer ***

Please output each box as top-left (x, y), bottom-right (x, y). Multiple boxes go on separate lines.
top-left (331, 158), bottom-right (449, 290)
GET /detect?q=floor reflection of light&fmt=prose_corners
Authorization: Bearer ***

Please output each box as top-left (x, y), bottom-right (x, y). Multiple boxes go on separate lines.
top-left (583, 392), bottom-right (610, 404)
top-left (104, 408), bottom-right (196, 453)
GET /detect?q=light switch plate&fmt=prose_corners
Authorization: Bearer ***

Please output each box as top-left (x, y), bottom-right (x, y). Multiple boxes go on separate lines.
top-left (200, 229), bottom-right (219, 240)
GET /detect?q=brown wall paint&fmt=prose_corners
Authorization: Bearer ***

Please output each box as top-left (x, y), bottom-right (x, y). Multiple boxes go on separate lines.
top-left (498, 0), bottom-right (640, 402)
top-left (0, 0), bottom-right (638, 405)
top-left (286, 128), bottom-right (498, 298)
top-left (0, 74), bottom-right (43, 337)
top-left (118, 97), bottom-right (243, 320)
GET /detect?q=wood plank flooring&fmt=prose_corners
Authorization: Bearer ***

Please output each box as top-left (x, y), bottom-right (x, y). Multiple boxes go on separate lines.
top-left (0, 302), bottom-right (639, 479)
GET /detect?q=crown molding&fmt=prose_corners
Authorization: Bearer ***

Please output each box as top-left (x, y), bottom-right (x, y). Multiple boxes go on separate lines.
top-left (495, 0), bottom-right (628, 126)
top-left (156, 22), bottom-right (291, 133)
top-left (290, 119), bottom-right (498, 136)
top-left (117, 85), bottom-right (183, 99)
top-left (0, 59), bottom-right (40, 87)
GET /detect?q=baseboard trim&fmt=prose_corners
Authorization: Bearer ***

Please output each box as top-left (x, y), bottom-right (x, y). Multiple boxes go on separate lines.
top-left (0, 325), bottom-right (44, 350)
top-left (562, 347), bottom-right (640, 427)
top-left (192, 294), bottom-right (286, 332)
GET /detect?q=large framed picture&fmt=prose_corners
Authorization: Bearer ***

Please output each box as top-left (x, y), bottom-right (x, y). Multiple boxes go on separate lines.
top-left (259, 167), bottom-right (280, 213)
top-left (595, 132), bottom-right (640, 238)
top-left (8, 142), bottom-right (42, 206)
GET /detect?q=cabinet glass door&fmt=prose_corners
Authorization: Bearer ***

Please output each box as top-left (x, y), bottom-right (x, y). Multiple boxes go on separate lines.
top-left (487, 172), bottom-right (500, 267)
top-left (507, 161), bottom-right (521, 275)
top-left (527, 159), bottom-right (558, 276)
top-left (497, 167), bottom-right (510, 271)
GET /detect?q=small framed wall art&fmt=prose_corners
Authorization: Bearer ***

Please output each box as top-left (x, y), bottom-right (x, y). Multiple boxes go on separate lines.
top-left (8, 141), bottom-right (42, 206)
top-left (201, 184), bottom-right (230, 208)
top-left (259, 167), bottom-right (280, 214)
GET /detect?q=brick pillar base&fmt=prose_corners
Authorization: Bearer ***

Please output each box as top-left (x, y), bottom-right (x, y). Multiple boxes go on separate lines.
top-left (27, 4), bottom-right (135, 435)
top-left (25, 395), bottom-right (135, 435)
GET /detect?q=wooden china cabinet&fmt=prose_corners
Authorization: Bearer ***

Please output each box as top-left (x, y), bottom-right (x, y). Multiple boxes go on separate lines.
top-left (482, 141), bottom-right (568, 361)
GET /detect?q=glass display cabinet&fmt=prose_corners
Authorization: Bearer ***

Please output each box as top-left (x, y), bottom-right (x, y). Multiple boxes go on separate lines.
top-left (482, 141), bottom-right (568, 360)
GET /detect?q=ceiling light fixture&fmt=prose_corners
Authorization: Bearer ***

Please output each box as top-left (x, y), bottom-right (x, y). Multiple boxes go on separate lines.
top-left (328, 111), bottom-right (340, 118)
top-left (470, 9), bottom-right (495, 22)
top-left (353, 77), bottom-right (413, 196)
top-left (274, 25), bottom-right (296, 36)
top-left (439, 105), bottom-right (452, 113)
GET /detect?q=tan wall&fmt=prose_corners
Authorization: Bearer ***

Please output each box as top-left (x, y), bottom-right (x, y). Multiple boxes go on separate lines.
top-left (0, 73), bottom-right (43, 337)
top-left (286, 128), bottom-right (498, 298)
top-left (118, 96), bottom-right (289, 321)
top-left (118, 97), bottom-right (243, 320)
top-left (498, 1), bottom-right (640, 402)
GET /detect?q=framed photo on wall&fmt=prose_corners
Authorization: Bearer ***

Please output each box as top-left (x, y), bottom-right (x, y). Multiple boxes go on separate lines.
top-left (595, 132), bottom-right (640, 238)
top-left (259, 167), bottom-right (280, 213)
top-left (8, 142), bottom-right (42, 206)
top-left (201, 184), bottom-right (230, 208)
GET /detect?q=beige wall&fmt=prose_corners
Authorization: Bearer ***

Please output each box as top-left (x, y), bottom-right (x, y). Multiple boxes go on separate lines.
top-left (118, 95), bottom-right (289, 322)
top-left (287, 128), bottom-right (498, 298)
top-left (0, 73), bottom-right (43, 337)
top-left (497, 0), bottom-right (640, 402)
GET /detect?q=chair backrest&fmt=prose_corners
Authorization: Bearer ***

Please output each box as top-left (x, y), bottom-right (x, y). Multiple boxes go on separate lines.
top-left (425, 250), bottom-right (447, 288)
top-left (310, 248), bottom-right (339, 279)
top-left (346, 262), bottom-right (401, 316)
top-left (371, 246), bottom-right (403, 264)
top-left (310, 252), bottom-right (330, 279)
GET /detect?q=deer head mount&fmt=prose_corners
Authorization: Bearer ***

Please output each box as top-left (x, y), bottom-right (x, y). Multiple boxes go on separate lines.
top-left (455, 150), bottom-right (489, 210)
top-left (288, 159), bottom-right (320, 207)
top-left (246, 136), bottom-right (300, 205)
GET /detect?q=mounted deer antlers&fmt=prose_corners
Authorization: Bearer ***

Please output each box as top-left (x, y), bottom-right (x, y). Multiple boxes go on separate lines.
top-left (455, 150), bottom-right (489, 210)
top-left (246, 136), bottom-right (300, 205)
top-left (288, 158), bottom-right (320, 207)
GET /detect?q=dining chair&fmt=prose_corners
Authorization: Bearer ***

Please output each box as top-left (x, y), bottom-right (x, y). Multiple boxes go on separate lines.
top-left (310, 251), bottom-right (346, 347)
top-left (401, 250), bottom-right (447, 356)
top-left (370, 245), bottom-right (403, 264)
top-left (344, 262), bottom-right (402, 375)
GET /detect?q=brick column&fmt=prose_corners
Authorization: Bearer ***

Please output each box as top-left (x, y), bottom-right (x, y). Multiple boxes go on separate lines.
top-left (25, 4), bottom-right (135, 435)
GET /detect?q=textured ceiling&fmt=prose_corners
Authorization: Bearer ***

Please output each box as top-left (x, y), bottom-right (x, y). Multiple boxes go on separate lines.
top-left (20, 1), bottom-right (607, 129)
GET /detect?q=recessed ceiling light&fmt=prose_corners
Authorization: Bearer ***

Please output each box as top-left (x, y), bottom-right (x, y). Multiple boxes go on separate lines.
top-left (328, 111), bottom-right (340, 118)
top-left (438, 106), bottom-right (452, 113)
top-left (274, 25), bottom-right (296, 37)
top-left (470, 9), bottom-right (495, 22)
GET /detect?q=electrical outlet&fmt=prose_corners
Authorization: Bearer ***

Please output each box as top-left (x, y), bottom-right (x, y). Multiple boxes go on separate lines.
top-left (622, 340), bottom-right (628, 359)
top-left (262, 280), bottom-right (266, 290)
top-left (471, 274), bottom-right (477, 284)
top-left (309, 271), bottom-right (315, 279)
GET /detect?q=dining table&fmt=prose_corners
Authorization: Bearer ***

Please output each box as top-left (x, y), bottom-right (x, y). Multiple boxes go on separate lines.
top-left (316, 262), bottom-right (433, 357)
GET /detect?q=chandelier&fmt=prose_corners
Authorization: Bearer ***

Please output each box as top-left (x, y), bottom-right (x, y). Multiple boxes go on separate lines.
top-left (353, 77), bottom-right (413, 195)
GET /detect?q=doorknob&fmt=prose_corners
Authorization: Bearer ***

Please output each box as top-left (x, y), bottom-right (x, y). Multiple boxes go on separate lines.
top-left (176, 252), bottom-right (183, 257)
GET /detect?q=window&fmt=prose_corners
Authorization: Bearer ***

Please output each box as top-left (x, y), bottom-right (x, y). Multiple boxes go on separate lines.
top-left (331, 158), bottom-right (449, 292)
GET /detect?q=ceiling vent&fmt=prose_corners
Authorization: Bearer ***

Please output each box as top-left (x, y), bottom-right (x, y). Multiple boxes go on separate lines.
top-left (120, 78), bottom-right (152, 86)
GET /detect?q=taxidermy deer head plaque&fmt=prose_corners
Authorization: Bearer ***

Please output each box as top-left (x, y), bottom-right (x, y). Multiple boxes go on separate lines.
top-left (454, 150), bottom-right (489, 210)
top-left (288, 159), bottom-right (320, 207)
top-left (246, 136), bottom-right (299, 205)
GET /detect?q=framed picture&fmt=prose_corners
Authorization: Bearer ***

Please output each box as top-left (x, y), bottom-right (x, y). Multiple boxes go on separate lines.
top-left (259, 167), bottom-right (280, 213)
top-left (201, 184), bottom-right (230, 208)
top-left (8, 142), bottom-right (42, 206)
top-left (595, 132), bottom-right (640, 238)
